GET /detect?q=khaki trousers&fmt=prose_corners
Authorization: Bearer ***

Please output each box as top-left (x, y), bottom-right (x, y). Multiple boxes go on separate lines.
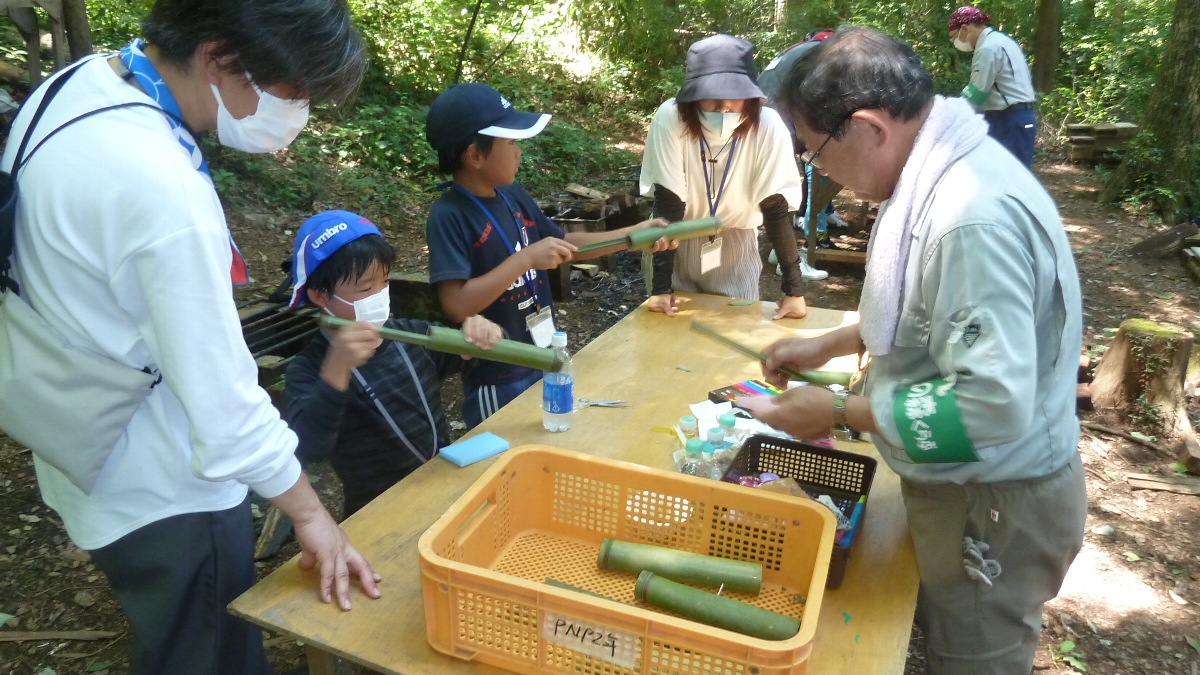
top-left (901, 455), bottom-right (1087, 675)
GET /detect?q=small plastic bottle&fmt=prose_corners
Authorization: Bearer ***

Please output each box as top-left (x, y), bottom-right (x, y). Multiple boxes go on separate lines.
top-left (711, 417), bottom-right (739, 479)
top-left (679, 438), bottom-right (709, 477)
top-left (679, 416), bottom-right (699, 439)
top-left (705, 427), bottom-right (727, 479)
top-left (542, 332), bottom-right (574, 432)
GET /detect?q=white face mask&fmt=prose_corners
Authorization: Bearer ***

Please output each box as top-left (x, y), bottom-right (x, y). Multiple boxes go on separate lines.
top-left (211, 75), bottom-right (310, 153)
top-left (952, 30), bottom-right (974, 52)
top-left (698, 110), bottom-right (743, 144)
top-left (330, 287), bottom-right (391, 327)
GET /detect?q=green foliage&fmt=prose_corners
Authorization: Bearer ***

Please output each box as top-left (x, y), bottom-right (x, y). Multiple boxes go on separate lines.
top-left (86, 0), bottom-right (152, 50)
top-left (71, 0), bottom-right (1185, 221)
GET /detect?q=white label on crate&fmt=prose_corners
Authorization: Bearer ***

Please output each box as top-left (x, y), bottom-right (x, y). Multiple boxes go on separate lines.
top-left (542, 611), bottom-right (640, 670)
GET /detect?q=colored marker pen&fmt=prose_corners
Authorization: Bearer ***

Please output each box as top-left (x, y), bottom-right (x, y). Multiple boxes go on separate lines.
top-left (840, 496), bottom-right (867, 547)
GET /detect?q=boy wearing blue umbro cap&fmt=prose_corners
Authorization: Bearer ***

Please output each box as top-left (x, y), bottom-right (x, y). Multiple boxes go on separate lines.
top-left (284, 210), bottom-right (502, 516)
top-left (424, 83), bottom-right (677, 428)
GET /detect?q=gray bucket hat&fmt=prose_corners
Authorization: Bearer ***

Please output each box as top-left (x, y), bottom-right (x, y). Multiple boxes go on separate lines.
top-left (677, 34), bottom-right (765, 103)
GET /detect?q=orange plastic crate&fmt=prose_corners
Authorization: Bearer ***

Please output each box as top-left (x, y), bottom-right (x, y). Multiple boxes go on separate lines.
top-left (418, 446), bottom-right (836, 675)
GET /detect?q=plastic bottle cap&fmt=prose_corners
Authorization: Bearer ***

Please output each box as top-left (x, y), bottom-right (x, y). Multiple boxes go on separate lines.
top-left (706, 427), bottom-right (724, 444)
top-left (685, 438), bottom-right (705, 454)
top-left (679, 415), bottom-right (698, 432)
top-left (718, 413), bottom-right (737, 429)
top-left (551, 331), bottom-right (568, 348)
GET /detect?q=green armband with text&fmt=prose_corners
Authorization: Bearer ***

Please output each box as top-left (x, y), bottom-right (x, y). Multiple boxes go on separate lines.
top-left (893, 378), bottom-right (980, 463)
top-left (962, 83), bottom-right (988, 107)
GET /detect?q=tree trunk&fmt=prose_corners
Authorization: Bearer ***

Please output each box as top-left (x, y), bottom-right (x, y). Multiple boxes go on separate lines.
top-left (1098, 0), bottom-right (1200, 221)
top-left (1091, 319), bottom-right (1194, 435)
top-left (1078, 0), bottom-right (1096, 34)
top-left (1032, 0), bottom-right (1062, 92)
top-left (62, 0), bottom-right (93, 61)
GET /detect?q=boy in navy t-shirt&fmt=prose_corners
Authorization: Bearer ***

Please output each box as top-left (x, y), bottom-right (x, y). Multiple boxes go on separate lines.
top-left (424, 83), bottom-right (676, 428)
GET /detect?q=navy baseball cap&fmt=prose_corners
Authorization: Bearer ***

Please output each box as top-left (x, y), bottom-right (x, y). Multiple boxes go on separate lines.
top-left (677, 34), bottom-right (764, 103)
top-left (425, 83), bottom-right (551, 151)
top-left (290, 210), bottom-right (382, 308)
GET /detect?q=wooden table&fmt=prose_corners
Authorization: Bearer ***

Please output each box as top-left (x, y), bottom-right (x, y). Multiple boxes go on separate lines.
top-left (230, 293), bottom-right (919, 675)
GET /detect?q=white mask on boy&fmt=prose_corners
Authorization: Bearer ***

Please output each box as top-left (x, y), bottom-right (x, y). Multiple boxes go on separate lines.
top-left (212, 74), bottom-right (310, 153)
top-left (331, 287), bottom-right (391, 327)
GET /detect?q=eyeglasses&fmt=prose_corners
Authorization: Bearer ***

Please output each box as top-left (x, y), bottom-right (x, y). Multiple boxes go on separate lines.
top-left (797, 110), bottom-right (860, 168)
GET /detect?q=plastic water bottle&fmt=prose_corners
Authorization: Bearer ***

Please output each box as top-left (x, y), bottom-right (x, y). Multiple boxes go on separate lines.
top-left (705, 427), bottom-right (725, 479)
top-left (679, 415), bottom-right (699, 439)
top-left (679, 438), bottom-right (709, 477)
top-left (542, 332), bottom-right (574, 432)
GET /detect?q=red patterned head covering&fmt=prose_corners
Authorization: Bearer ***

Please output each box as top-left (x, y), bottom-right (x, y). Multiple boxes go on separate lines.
top-left (948, 6), bottom-right (992, 32)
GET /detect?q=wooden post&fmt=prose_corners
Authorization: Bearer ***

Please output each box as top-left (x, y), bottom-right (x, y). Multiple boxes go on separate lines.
top-left (6, 5), bottom-right (42, 87)
top-left (306, 645), bottom-right (349, 675)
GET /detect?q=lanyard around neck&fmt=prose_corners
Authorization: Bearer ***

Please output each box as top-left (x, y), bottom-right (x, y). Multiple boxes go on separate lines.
top-left (119, 39), bottom-right (210, 179)
top-left (452, 184), bottom-right (550, 310)
top-left (118, 39), bottom-right (250, 286)
top-left (700, 137), bottom-right (738, 217)
top-left (352, 342), bottom-right (439, 463)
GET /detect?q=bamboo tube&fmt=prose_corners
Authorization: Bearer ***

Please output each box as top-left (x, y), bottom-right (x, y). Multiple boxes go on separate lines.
top-left (635, 571), bottom-right (799, 641)
top-left (689, 321), bottom-right (854, 386)
top-left (320, 316), bottom-right (563, 372)
top-left (597, 539), bottom-right (762, 593)
top-left (574, 217), bottom-right (723, 254)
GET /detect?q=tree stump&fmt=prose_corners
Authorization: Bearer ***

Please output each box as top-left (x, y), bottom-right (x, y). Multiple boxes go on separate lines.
top-left (1090, 319), bottom-right (1194, 435)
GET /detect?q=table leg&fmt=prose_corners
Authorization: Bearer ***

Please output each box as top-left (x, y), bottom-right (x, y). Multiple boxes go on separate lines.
top-left (306, 644), bottom-right (350, 675)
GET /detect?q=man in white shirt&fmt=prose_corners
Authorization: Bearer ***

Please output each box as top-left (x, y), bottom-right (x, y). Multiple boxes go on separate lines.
top-left (0, 1), bottom-right (379, 672)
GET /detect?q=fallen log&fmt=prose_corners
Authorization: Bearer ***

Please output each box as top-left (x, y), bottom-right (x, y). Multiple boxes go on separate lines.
top-left (1125, 472), bottom-right (1200, 495)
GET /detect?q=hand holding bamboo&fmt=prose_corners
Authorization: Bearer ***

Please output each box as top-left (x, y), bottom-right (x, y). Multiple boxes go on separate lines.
top-left (320, 316), bottom-right (564, 372)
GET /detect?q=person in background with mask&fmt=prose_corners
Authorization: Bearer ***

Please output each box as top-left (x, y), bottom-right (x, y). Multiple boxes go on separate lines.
top-left (284, 211), bottom-right (501, 518)
top-left (0, 1), bottom-right (379, 672)
top-left (641, 34), bottom-right (808, 319)
top-left (949, 5), bottom-right (1038, 167)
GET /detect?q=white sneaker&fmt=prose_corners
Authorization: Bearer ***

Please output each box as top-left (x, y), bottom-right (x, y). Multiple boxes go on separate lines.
top-left (827, 212), bottom-right (849, 229)
top-left (799, 257), bottom-right (829, 281)
top-left (776, 256), bottom-right (829, 282)
top-left (767, 249), bottom-right (778, 265)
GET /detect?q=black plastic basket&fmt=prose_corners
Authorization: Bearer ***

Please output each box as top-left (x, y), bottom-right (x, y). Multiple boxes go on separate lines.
top-left (721, 434), bottom-right (877, 588)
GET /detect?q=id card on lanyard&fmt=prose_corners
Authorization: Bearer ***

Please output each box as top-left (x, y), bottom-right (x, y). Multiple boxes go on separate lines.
top-left (453, 185), bottom-right (556, 348)
top-left (700, 138), bottom-right (736, 275)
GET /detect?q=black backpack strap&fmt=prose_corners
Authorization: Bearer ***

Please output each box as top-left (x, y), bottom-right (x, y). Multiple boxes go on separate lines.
top-left (1, 57), bottom-right (186, 293)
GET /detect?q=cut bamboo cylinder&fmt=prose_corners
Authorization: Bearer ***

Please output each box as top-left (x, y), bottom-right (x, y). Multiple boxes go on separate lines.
top-left (574, 217), bottom-right (723, 254)
top-left (320, 316), bottom-right (563, 372)
top-left (598, 539), bottom-right (762, 593)
top-left (635, 571), bottom-right (799, 641)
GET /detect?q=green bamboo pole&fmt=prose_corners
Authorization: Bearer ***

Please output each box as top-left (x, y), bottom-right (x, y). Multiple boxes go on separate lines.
top-left (320, 316), bottom-right (563, 372)
top-left (689, 321), bottom-right (854, 387)
top-left (597, 539), bottom-right (762, 593)
top-left (635, 571), bottom-right (800, 641)
top-left (574, 217), bottom-right (723, 254)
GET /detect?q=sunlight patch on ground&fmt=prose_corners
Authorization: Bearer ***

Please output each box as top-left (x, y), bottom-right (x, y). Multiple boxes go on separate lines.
top-left (1051, 542), bottom-right (1161, 628)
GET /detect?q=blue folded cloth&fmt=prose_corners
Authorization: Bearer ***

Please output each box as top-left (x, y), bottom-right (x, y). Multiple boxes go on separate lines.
top-left (441, 432), bottom-right (510, 467)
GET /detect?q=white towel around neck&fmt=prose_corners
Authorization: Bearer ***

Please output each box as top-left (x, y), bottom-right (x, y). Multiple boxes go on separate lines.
top-left (858, 96), bottom-right (990, 357)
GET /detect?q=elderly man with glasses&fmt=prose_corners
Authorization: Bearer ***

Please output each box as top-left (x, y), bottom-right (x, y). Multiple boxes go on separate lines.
top-left (748, 27), bottom-right (1085, 675)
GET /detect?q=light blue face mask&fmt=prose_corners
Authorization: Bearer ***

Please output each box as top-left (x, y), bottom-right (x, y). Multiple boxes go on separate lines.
top-left (698, 110), bottom-right (743, 143)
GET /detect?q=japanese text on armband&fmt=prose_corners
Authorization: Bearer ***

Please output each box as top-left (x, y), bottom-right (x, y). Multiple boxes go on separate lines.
top-left (893, 378), bottom-right (980, 463)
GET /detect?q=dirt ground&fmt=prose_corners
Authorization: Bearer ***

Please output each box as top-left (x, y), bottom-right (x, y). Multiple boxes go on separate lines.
top-left (2, 154), bottom-right (1199, 675)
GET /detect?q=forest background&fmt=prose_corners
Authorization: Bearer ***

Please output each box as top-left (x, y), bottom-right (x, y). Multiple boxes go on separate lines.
top-left (9, 0), bottom-right (1197, 231)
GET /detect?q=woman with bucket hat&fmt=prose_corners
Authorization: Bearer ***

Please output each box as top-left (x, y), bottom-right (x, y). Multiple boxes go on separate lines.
top-left (640, 34), bottom-right (809, 320)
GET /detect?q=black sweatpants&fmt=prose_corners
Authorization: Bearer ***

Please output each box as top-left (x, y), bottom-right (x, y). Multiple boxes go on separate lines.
top-left (90, 498), bottom-right (272, 675)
